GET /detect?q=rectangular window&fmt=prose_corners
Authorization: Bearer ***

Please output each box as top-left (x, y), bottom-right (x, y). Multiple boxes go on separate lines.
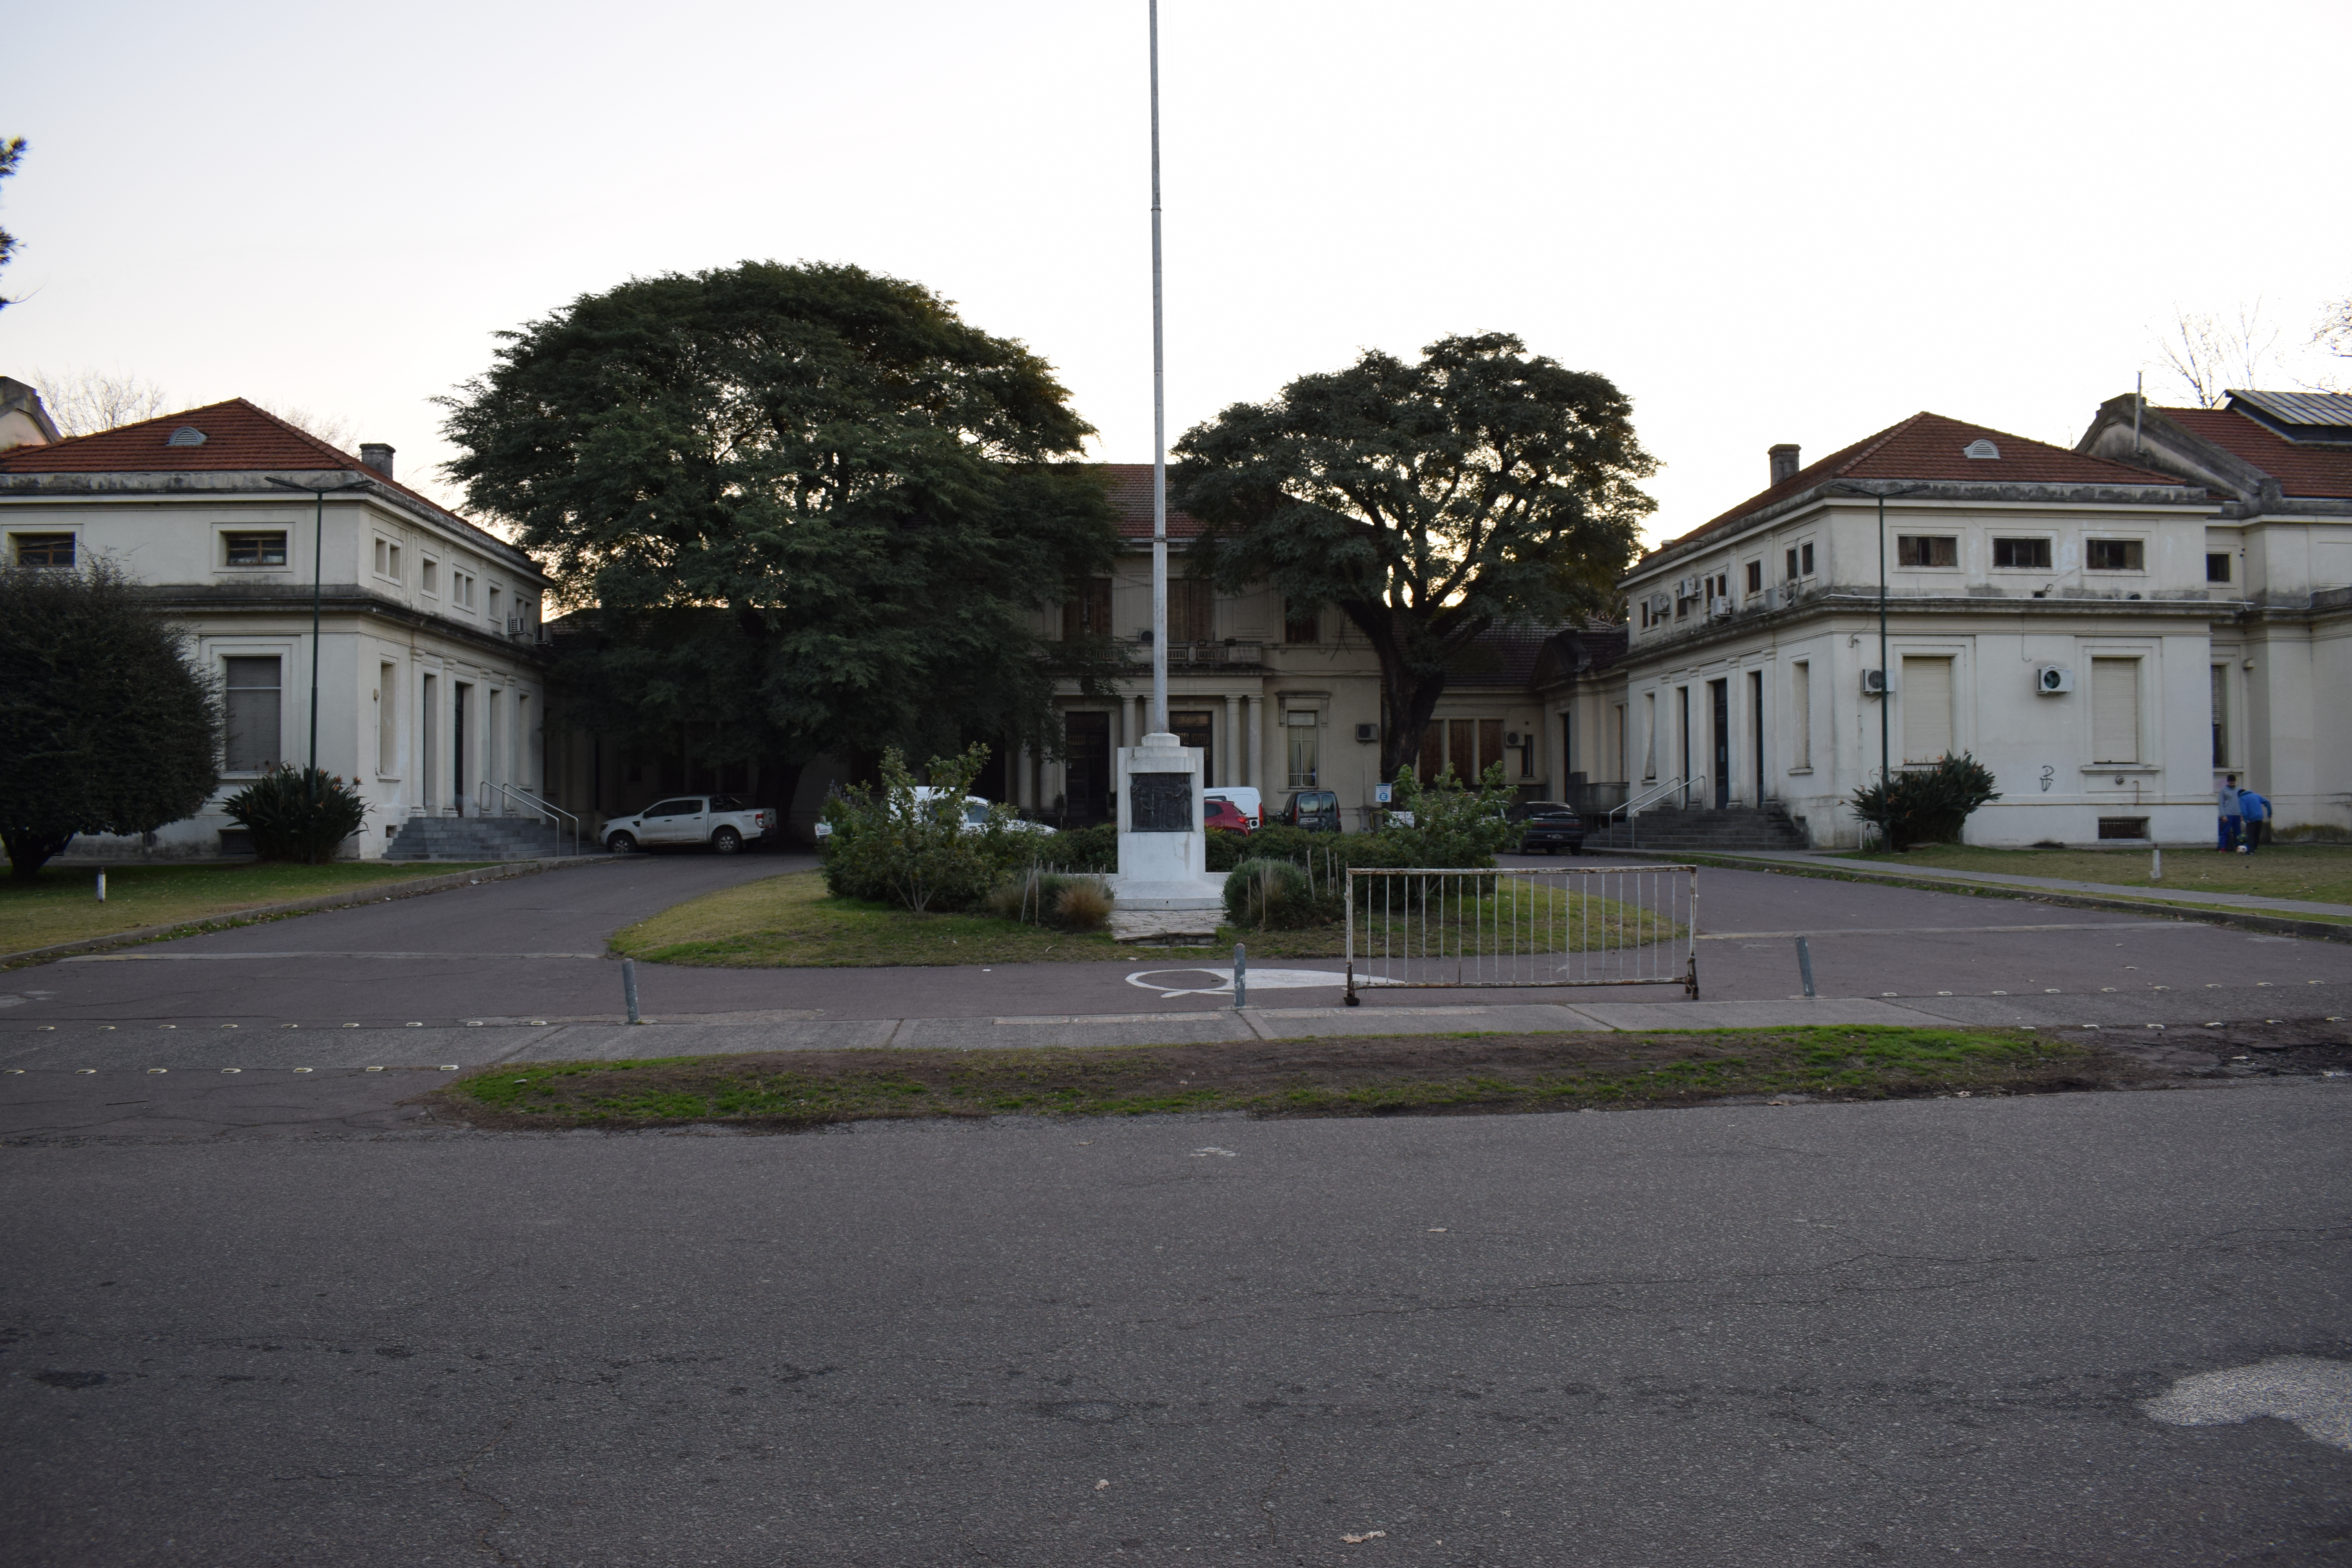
top-left (1897, 535), bottom-right (1958, 568)
top-left (1283, 598), bottom-right (1319, 644)
top-left (1994, 537), bottom-right (2052, 569)
top-left (489, 586), bottom-right (503, 628)
top-left (1448, 719), bottom-right (1475, 780)
top-left (1417, 725), bottom-right (1443, 784)
top-left (1612, 703), bottom-right (1626, 780)
top-left (224, 531), bottom-right (288, 567)
top-left (11, 532), bottom-right (74, 567)
top-left (2087, 538), bottom-right (2145, 572)
top-left (1061, 577), bottom-right (1112, 640)
top-left (1286, 722), bottom-right (1318, 788)
top-left (1744, 560), bottom-right (1762, 595)
top-left (2206, 553), bottom-right (2232, 584)
top-left (1800, 541), bottom-right (1815, 575)
top-left (378, 662), bottom-right (399, 774)
top-left (1478, 717), bottom-right (1504, 779)
top-left (1900, 655), bottom-right (1954, 764)
top-left (422, 558), bottom-right (439, 595)
top-left (1785, 546), bottom-right (1798, 581)
top-left (2091, 657), bottom-right (2140, 763)
top-left (223, 656), bottom-right (283, 772)
top-left (2210, 664), bottom-right (2228, 767)
top-left (1791, 661), bottom-right (1811, 769)
top-left (1169, 578), bottom-right (1214, 643)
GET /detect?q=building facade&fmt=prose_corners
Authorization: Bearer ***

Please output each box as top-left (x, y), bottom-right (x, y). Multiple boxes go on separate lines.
top-left (0, 398), bottom-right (554, 860)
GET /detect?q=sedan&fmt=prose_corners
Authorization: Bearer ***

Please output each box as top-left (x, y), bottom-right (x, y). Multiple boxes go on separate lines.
top-left (1205, 797), bottom-right (1254, 835)
top-left (1508, 801), bottom-right (1586, 855)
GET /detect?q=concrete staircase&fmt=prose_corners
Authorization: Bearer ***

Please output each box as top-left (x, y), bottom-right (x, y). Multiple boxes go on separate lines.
top-left (383, 814), bottom-right (583, 862)
top-left (1584, 802), bottom-right (1810, 853)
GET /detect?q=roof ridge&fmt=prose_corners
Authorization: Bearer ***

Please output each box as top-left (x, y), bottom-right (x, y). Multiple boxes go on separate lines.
top-left (1831, 411), bottom-right (1933, 479)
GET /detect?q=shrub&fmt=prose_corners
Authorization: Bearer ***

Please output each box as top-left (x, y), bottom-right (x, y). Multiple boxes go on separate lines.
top-left (1379, 762), bottom-right (1518, 867)
top-left (1849, 753), bottom-right (2001, 850)
top-left (819, 744), bottom-right (1022, 912)
top-left (1052, 879), bottom-right (1114, 932)
top-left (1223, 857), bottom-right (1327, 930)
top-left (221, 766), bottom-right (369, 864)
top-left (1045, 821), bottom-right (1117, 873)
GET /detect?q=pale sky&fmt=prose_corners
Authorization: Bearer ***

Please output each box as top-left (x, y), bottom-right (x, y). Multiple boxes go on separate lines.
top-left (4, 0), bottom-right (2347, 544)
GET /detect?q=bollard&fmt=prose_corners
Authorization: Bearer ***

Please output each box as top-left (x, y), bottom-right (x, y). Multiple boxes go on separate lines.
top-left (622, 956), bottom-right (640, 1025)
top-left (2151, 846), bottom-right (2162, 882)
top-left (96, 871), bottom-right (106, 903)
top-left (1795, 936), bottom-right (1816, 999)
top-left (1232, 944), bottom-right (1247, 1010)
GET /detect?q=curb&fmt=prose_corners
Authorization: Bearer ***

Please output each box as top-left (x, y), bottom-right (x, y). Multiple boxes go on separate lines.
top-left (1584, 847), bottom-right (2352, 946)
top-left (0, 855), bottom-right (619, 969)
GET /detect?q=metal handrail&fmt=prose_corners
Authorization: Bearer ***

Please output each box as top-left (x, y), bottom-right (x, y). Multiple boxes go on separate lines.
top-left (1603, 774), bottom-right (1706, 849)
top-left (480, 779), bottom-right (581, 857)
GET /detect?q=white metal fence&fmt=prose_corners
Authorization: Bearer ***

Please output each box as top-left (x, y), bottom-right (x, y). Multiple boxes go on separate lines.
top-left (1343, 864), bottom-right (1699, 1004)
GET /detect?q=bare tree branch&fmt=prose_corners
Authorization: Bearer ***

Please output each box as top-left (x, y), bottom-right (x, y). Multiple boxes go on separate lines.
top-left (30, 367), bottom-right (174, 437)
top-left (2151, 301), bottom-right (2281, 407)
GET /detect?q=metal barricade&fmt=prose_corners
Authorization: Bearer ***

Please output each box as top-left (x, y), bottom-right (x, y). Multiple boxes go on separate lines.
top-left (1343, 863), bottom-right (1699, 1004)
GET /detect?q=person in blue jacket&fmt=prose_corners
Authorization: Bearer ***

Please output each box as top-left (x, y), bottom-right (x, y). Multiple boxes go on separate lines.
top-left (2237, 786), bottom-right (2269, 854)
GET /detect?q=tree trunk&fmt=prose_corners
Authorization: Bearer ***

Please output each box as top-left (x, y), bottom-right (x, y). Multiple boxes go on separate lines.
top-left (2, 826), bottom-right (74, 880)
top-left (1343, 602), bottom-right (1457, 782)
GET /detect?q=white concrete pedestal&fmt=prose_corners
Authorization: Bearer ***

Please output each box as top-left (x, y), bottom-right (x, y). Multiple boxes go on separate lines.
top-left (1106, 731), bottom-right (1227, 942)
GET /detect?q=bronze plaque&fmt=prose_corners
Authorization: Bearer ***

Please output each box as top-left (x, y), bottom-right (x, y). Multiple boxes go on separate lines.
top-left (1128, 773), bottom-right (1193, 833)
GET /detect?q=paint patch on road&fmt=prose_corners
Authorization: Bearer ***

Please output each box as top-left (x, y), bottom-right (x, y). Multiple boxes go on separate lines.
top-left (2142, 1356), bottom-right (2352, 1450)
top-left (1125, 967), bottom-right (1394, 998)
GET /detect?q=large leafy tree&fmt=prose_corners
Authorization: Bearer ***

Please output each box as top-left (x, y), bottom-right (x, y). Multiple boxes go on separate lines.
top-left (0, 136), bottom-right (24, 308)
top-left (0, 562), bottom-right (222, 878)
top-left (1174, 333), bottom-right (1656, 779)
top-left (439, 261), bottom-right (1120, 803)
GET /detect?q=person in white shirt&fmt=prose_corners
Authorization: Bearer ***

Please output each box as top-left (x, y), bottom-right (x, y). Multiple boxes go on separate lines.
top-left (2217, 775), bottom-right (2243, 852)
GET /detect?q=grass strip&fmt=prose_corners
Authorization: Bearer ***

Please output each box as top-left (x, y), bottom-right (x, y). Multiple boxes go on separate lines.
top-left (429, 1025), bottom-right (2124, 1131)
top-left (0, 860), bottom-right (500, 955)
top-left (613, 869), bottom-right (1679, 967)
top-left (1841, 843), bottom-right (2352, 908)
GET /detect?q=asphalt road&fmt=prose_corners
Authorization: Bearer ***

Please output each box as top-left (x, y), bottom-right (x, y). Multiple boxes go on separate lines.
top-left (2, 1081), bottom-right (2347, 1565)
top-left (4, 855), bottom-right (2348, 1054)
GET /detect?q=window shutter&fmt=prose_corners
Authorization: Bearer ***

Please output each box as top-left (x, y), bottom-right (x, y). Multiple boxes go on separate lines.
top-left (1900, 656), bottom-right (1953, 764)
top-left (1791, 662), bottom-right (1811, 769)
top-left (2091, 659), bottom-right (2140, 763)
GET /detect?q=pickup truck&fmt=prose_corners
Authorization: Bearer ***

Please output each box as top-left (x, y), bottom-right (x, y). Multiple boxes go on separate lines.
top-left (602, 794), bottom-right (773, 855)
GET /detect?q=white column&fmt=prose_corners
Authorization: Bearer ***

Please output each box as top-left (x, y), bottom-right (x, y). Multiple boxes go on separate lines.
top-left (1222, 694), bottom-right (1241, 787)
top-left (1136, 693), bottom-right (1151, 741)
top-left (1243, 695), bottom-right (1258, 788)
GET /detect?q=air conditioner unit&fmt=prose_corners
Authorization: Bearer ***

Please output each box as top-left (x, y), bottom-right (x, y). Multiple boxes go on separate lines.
top-left (1354, 722), bottom-right (1377, 743)
top-left (1706, 597), bottom-right (1733, 619)
top-left (1504, 731), bottom-right (1524, 747)
top-left (2036, 664), bottom-right (2074, 695)
top-left (1763, 585), bottom-right (1783, 610)
top-left (1861, 668), bottom-right (1891, 697)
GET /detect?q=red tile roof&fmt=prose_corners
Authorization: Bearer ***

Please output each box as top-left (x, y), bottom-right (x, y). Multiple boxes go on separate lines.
top-left (1098, 462), bottom-right (1204, 539)
top-left (2160, 405), bottom-right (2352, 500)
top-left (0, 397), bottom-right (528, 561)
top-left (1661, 412), bottom-right (2192, 555)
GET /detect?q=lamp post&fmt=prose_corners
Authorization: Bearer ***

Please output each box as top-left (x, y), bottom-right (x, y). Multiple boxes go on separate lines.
top-left (1829, 480), bottom-right (1927, 846)
top-left (266, 474), bottom-right (373, 804)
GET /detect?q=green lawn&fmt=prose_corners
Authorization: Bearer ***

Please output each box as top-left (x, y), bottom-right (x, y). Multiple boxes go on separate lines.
top-left (612, 869), bottom-right (1677, 968)
top-left (1840, 843), bottom-right (2352, 908)
top-left (434, 1025), bottom-right (2111, 1130)
top-left (0, 860), bottom-right (494, 956)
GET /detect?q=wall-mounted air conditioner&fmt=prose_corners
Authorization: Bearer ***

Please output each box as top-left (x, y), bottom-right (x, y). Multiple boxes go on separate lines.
top-left (1706, 597), bottom-right (1733, 619)
top-left (1504, 731), bottom-right (1524, 747)
top-left (1354, 722), bottom-right (1377, 743)
top-left (1762, 585), bottom-right (1783, 610)
top-left (1861, 668), bottom-right (1891, 697)
top-left (2036, 664), bottom-right (2074, 695)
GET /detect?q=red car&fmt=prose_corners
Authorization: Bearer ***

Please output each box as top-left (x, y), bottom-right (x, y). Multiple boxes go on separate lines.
top-left (1204, 798), bottom-right (1254, 834)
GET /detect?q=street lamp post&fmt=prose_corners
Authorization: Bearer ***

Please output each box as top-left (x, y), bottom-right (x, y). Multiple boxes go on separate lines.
top-left (266, 475), bottom-right (373, 806)
top-left (1829, 480), bottom-right (1927, 846)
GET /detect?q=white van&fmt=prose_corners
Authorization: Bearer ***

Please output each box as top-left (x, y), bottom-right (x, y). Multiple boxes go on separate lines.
top-left (1203, 786), bottom-right (1263, 828)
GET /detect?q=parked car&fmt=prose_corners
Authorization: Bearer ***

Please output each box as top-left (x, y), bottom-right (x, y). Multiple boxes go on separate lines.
top-left (1204, 797), bottom-right (1254, 835)
top-left (812, 790), bottom-right (1055, 842)
top-left (603, 794), bottom-right (774, 855)
top-left (1203, 786), bottom-right (1263, 828)
top-left (1286, 789), bottom-right (1342, 832)
top-left (1507, 800), bottom-right (1586, 855)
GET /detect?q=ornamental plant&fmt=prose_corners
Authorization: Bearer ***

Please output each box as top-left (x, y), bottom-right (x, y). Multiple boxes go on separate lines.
top-left (819, 744), bottom-right (1022, 913)
top-left (1848, 753), bottom-right (2001, 850)
top-left (221, 766), bottom-right (369, 863)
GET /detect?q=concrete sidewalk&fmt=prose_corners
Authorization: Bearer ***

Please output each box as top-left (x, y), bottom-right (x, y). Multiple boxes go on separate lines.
top-left (1651, 847), bottom-right (2352, 921)
top-left (0, 990), bottom-right (2299, 1073)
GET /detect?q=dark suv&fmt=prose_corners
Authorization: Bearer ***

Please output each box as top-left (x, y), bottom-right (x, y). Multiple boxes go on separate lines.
top-left (1287, 789), bottom-right (1343, 832)
top-left (1508, 800), bottom-right (1586, 855)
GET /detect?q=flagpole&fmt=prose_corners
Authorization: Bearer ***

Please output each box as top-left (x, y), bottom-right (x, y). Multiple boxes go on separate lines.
top-left (1148, 0), bottom-right (1169, 736)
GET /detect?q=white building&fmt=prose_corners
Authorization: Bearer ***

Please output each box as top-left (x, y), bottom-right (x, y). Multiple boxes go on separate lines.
top-left (0, 397), bottom-right (555, 860)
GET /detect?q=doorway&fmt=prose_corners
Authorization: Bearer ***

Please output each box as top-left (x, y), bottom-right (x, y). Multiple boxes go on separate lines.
top-left (1065, 711), bottom-right (1111, 824)
top-left (1709, 679), bottom-right (1730, 808)
top-left (1749, 670), bottom-right (1765, 804)
top-left (453, 682), bottom-right (470, 816)
top-left (1169, 710), bottom-right (1214, 784)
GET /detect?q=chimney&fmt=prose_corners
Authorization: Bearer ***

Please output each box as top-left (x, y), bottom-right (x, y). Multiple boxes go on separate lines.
top-left (1768, 443), bottom-right (1800, 486)
top-left (359, 443), bottom-right (395, 480)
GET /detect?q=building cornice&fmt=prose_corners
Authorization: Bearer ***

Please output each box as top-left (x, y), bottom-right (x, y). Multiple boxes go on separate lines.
top-left (1624, 588), bottom-right (2229, 659)
top-left (134, 583), bottom-right (555, 665)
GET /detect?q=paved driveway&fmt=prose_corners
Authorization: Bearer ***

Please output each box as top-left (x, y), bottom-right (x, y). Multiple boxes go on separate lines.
top-left (1, 1081), bottom-right (2345, 1564)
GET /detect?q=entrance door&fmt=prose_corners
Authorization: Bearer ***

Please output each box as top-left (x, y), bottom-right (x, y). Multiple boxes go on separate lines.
top-left (1169, 710), bottom-right (1214, 784)
top-left (1710, 679), bottom-right (1730, 808)
top-left (452, 683), bottom-right (470, 816)
top-left (1064, 711), bottom-right (1111, 823)
top-left (1749, 670), bottom-right (1765, 803)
